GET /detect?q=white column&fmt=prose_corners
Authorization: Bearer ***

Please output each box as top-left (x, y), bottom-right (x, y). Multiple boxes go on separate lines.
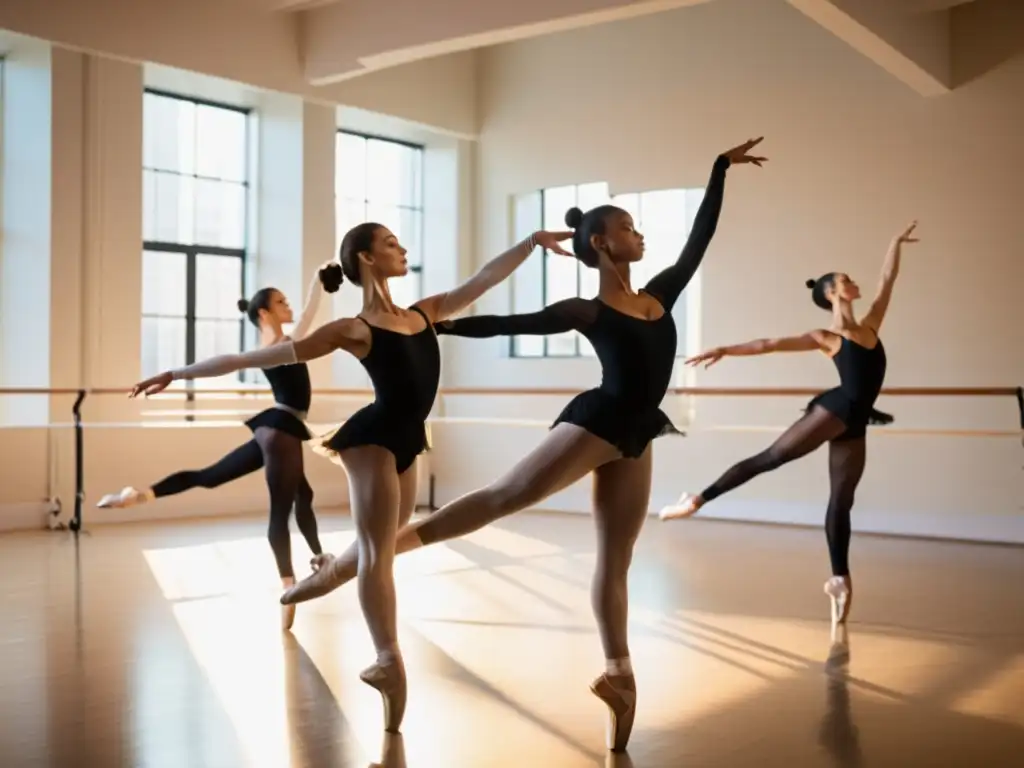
top-left (300, 101), bottom-right (338, 391)
top-left (80, 55), bottom-right (144, 416)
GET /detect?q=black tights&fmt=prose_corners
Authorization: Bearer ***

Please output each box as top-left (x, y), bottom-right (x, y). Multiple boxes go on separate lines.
top-left (699, 406), bottom-right (866, 576)
top-left (150, 428), bottom-right (322, 578)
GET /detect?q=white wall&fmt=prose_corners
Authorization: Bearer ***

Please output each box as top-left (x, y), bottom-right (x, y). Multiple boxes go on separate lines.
top-left (434, 0), bottom-right (1024, 543)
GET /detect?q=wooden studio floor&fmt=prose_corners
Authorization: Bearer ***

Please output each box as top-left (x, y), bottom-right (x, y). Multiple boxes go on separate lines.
top-left (1, 511), bottom-right (1023, 768)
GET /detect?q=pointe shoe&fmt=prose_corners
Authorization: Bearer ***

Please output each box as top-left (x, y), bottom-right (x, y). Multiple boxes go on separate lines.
top-left (281, 554), bottom-right (349, 605)
top-left (96, 486), bottom-right (151, 509)
top-left (310, 553), bottom-right (334, 573)
top-left (360, 660), bottom-right (407, 733)
top-left (281, 577), bottom-right (297, 631)
top-left (659, 493), bottom-right (702, 521)
top-left (590, 673), bottom-right (637, 752)
top-left (824, 576), bottom-right (852, 627)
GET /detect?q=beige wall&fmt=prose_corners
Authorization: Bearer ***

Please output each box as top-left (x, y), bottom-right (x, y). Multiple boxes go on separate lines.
top-left (434, 0), bottom-right (1024, 542)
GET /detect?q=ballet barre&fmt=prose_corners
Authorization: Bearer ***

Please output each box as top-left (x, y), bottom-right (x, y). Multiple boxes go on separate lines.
top-left (0, 385), bottom-right (1020, 534)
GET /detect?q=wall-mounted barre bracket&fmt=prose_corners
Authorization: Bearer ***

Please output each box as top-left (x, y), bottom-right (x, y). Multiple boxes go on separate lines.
top-left (70, 390), bottom-right (87, 534)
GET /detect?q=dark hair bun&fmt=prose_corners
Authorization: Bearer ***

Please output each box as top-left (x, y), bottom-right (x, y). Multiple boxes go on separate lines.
top-left (237, 298), bottom-right (250, 313)
top-left (565, 207), bottom-right (584, 229)
top-left (805, 278), bottom-right (817, 289)
top-left (319, 262), bottom-right (344, 293)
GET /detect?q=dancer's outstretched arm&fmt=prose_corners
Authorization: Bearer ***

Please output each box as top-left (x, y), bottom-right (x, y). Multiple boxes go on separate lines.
top-left (434, 297), bottom-right (595, 338)
top-left (129, 318), bottom-right (371, 397)
top-left (861, 221), bottom-right (919, 333)
top-left (685, 329), bottom-right (833, 369)
top-left (413, 230), bottom-right (573, 324)
top-left (643, 138), bottom-right (767, 312)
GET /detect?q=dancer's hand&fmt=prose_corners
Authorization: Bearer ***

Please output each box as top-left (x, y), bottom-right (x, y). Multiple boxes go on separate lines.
top-left (686, 347), bottom-right (726, 369)
top-left (534, 230), bottom-right (574, 256)
top-left (894, 220), bottom-right (919, 244)
top-left (722, 137), bottom-right (767, 167)
top-left (130, 372), bottom-right (172, 398)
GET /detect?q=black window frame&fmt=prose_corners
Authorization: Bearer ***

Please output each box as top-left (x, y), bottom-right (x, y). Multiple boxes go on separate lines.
top-left (141, 88), bottom-right (251, 387)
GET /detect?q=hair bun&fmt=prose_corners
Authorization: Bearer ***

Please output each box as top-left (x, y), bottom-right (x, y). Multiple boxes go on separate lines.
top-left (237, 298), bottom-right (250, 313)
top-left (319, 262), bottom-right (344, 293)
top-left (564, 207), bottom-right (584, 229)
top-left (805, 278), bottom-right (817, 289)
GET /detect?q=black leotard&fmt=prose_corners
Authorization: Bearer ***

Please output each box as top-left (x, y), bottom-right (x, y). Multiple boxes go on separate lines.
top-left (245, 360), bottom-right (313, 440)
top-left (320, 306), bottom-right (440, 473)
top-left (436, 155), bottom-right (731, 458)
top-left (806, 335), bottom-right (887, 440)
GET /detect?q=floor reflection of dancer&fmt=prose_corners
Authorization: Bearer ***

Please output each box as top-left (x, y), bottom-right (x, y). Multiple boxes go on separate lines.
top-left (99, 264), bottom-right (340, 629)
top-left (281, 139), bottom-right (768, 752)
top-left (820, 624), bottom-right (862, 768)
top-left (661, 222), bottom-right (920, 627)
top-left (128, 222), bottom-right (573, 733)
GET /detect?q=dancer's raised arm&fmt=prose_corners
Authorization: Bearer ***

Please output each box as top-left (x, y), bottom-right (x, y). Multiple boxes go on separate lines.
top-left (413, 230), bottom-right (573, 324)
top-left (860, 221), bottom-right (919, 333)
top-left (643, 138), bottom-right (766, 312)
top-left (290, 261), bottom-right (341, 340)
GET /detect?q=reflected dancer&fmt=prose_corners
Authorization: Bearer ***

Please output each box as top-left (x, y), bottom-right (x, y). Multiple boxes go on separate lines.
top-left (819, 624), bottom-right (863, 768)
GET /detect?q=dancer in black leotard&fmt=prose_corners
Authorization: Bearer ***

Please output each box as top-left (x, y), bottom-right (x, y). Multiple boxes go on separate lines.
top-left (129, 221), bottom-right (573, 733)
top-left (98, 264), bottom-right (340, 629)
top-left (281, 139), bottom-right (768, 752)
top-left (660, 221), bottom-right (920, 628)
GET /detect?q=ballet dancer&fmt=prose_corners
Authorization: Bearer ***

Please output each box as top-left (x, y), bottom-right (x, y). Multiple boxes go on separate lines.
top-left (660, 221), bottom-right (920, 628)
top-left (281, 139), bottom-right (768, 752)
top-left (99, 263), bottom-right (340, 629)
top-left (128, 222), bottom-right (574, 732)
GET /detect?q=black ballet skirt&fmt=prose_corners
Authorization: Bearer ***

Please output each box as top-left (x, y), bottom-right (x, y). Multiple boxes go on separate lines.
top-left (314, 307), bottom-right (440, 474)
top-left (245, 361), bottom-right (313, 440)
top-left (245, 407), bottom-right (311, 441)
top-left (805, 335), bottom-right (888, 441)
top-left (553, 387), bottom-right (682, 459)
top-left (435, 154), bottom-right (734, 458)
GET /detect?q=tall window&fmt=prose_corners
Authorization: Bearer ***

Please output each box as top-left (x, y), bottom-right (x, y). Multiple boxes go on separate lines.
top-left (141, 90), bottom-right (249, 385)
top-left (510, 182), bottom-right (705, 358)
top-left (335, 131), bottom-right (424, 308)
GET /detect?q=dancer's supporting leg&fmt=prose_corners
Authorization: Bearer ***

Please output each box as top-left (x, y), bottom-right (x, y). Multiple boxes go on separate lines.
top-left (659, 406), bottom-right (847, 520)
top-left (589, 447), bottom-right (652, 751)
top-left (823, 437), bottom-right (865, 626)
top-left (254, 427), bottom-right (309, 631)
top-left (293, 471), bottom-right (324, 560)
top-left (97, 439), bottom-right (265, 508)
top-left (309, 459), bottom-right (419, 577)
top-left (336, 445), bottom-right (405, 732)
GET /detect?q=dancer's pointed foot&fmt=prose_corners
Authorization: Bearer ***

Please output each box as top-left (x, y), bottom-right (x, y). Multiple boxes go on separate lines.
top-left (96, 486), bottom-right (152, 509)
top-left (360, 659), bottom-right (407, 734)
top-left (659, 492), bottom-right (704, 521)
top-left (281, 554), bottom-right (346, 605)
top-left (824, 575), bottom-right (853, 628)
top-left (590, 673), bottom-right (637, 752)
